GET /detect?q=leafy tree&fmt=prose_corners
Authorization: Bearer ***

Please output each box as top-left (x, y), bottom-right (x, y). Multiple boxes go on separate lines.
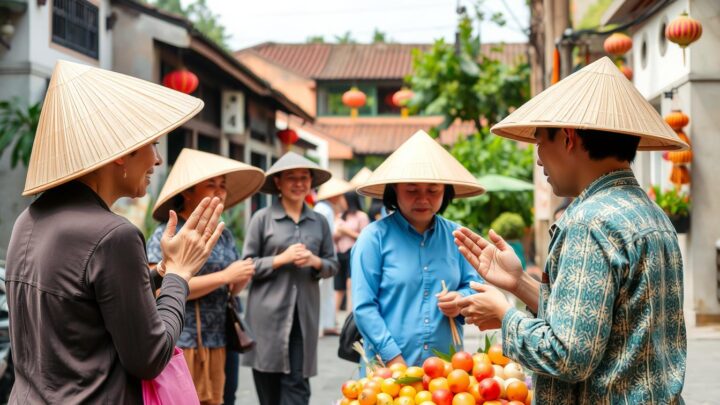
top-left (407, 8), bottom-right (534, 233)
top-left (372, 28), bottom-right (389, 43)
top-left (306, 35), bottom-right (326, 44)
top-left (0, 99), bottom-right (41, 169)
top-left (150, 0), bottom-right (231, 49)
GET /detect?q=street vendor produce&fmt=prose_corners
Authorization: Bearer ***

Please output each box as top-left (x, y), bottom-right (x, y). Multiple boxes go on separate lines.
top-left (454, 57), bottom-right (688, 404)
top-left (352, 130), bottom-right (484, 370)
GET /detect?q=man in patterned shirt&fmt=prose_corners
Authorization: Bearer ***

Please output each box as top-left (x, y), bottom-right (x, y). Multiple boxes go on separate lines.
top-left (454, 57), bottom-right (688, 404)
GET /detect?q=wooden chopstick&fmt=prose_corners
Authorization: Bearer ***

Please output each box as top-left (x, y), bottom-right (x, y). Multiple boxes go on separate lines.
top-left (441, 280), bottom-right (462, 347)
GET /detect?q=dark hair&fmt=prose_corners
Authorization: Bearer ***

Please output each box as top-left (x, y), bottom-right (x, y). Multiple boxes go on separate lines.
top-left (368, 198), bottom-right (384, 221)
top-left (171, 185), bottom-right (195, 212)
top-left (382, 184), bottom-right (455, 215)
top-left (342, 191), bottom-right (362, 220)
top-left (547, 128), bottom-right (641, 163)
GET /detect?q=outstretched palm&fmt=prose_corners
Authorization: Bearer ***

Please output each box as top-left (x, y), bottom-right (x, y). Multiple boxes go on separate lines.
top-left (453, 228), bottom-right (524, 292)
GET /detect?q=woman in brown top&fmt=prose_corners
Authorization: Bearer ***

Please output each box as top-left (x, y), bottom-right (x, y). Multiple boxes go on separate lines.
top-left (5, 61), bottom-right (225, 404)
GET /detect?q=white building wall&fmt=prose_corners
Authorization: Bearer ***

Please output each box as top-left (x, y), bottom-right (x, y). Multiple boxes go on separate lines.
top-left (631, 0), bottom-right (720, 323)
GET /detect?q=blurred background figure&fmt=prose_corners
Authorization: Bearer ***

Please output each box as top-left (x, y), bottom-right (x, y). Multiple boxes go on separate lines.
top-left (333, 191), bottom-right (370, 315)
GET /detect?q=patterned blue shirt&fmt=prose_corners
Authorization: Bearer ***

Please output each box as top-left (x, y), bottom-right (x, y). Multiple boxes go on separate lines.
top-left (352, 212), bottom-right (482, 367)
top-left (501, 170), bottom-right (686, 404)
top-left (147, 220), bottom-right (240, 348)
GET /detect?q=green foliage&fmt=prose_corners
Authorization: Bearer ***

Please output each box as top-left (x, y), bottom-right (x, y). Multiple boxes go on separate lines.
top-left (223, 203), bottom-right (246, 251)
top-left (490, 212), bottom-right (526, 240)
top-left (443, 130), bottom-right (534, 233)
top-left (407, 13), bottom-right (530, 131)
top-left (407, 8), bottom-right (534, 234)
top-left (306, 35), bottom-right (325, 44)
top-left (431, 344), bottom-right (458, 362)
top-left (372, 28), bottom-right (389, 44)
top-left (648, 186), bottom-right (690, 217)
top-left (334, 31), bottom-right (356, 44)
top-left (0, 98), bottom-right (41, 169)
top-left (150, 0), bottom-right (230, 49)
top-left (395, 376), bottom-right (423, 384)
top-left (478, 332), bottom-right (496, 353)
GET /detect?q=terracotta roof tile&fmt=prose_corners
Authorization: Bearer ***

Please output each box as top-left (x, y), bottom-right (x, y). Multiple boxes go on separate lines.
top-left (312, 116), bottom-right (475, 155)
top-left (238, 42), bottom-right (527, 80)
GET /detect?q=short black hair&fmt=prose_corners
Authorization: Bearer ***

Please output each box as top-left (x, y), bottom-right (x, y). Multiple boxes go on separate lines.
top-left (382, 184), bottom-right (455, 215)
top-left (547, 128), bottom-right (641, 163)
top-left (342, 191), bottom-right (363, 220)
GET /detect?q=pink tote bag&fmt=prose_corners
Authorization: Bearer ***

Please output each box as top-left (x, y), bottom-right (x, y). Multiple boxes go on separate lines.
top-left (142, 347), bottom-right (200, 405)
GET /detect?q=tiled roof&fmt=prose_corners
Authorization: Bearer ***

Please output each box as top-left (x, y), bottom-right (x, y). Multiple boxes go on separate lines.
top-left (311, 116), bottom-right (476, 155)
top-left (237, 42), bottom-right (527, 80)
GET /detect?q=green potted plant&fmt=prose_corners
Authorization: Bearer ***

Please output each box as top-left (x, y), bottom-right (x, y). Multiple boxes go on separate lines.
top-left (490, 212), bottom-right (527, 269)
top-left (648, 185), bottom-right (691, 233)
top-left (0, 98), bottom-right (42, 168)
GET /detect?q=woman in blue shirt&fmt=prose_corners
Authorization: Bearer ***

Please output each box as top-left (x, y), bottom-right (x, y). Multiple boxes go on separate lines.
top-left (352, 131), bottom-right (485, 368)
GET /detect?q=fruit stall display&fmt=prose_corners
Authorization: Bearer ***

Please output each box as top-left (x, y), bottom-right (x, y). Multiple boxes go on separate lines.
top-left (337, 344), bottom-right (533, 405)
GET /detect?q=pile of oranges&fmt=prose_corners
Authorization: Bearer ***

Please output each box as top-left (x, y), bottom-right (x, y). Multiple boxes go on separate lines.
top-left (338, 345), bottom-right (532, 405)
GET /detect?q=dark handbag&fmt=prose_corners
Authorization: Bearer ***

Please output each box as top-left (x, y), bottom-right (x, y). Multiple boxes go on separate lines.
top-left (337, 312), bottom-right (362, 363)
top-left (225, 294), bottom-right (255, 353)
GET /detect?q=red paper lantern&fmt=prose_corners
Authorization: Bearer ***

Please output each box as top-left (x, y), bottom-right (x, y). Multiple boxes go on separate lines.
top-left (277, 129), bottom-right (299, 145)
top-left (664, 110), bottom-right (690, 130)
top-left (342, 87), bottom-right (367, 109)
top-left (666, 12), bottom-right (703, 48)
top-left (391, 88), bottom-right (414, 107)
top-left (603, 33), bottom-right (633, 56)
top-left (162, 69), bottom-right (199, 94)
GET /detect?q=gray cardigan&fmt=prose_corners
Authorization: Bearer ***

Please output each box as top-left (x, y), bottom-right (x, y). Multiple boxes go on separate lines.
top-left (5, 181), bottom-right (188, 404)
top-left (241, 202), bottom-right (338, 377)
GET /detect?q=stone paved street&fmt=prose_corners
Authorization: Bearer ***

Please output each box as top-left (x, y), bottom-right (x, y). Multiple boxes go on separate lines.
top-left (234, 316), bottom-right (720, 405)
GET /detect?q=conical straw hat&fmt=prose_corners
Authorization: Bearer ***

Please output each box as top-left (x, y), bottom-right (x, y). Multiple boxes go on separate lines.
top-left (491, 57), bottom-right (688, 151)
top-left (356, 130), bottom-right (485, 199)
top-left (23, 60), bottom-right (204, 196)
top-left (349, 167), bottom-right (373, 187)
top-left (260, 151), bottom-right (332, 194)
top-left (316, 177), bottom-right (354, 201)
top-left (152, 148), bottom-right (265, 222)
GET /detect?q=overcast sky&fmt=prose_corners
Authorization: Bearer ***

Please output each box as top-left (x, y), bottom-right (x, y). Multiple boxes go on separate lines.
top-left (186, 0), bottom-right (530, 51)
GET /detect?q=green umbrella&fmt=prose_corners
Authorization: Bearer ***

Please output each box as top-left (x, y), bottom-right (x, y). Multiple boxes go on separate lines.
top-left (476, 174), bottom-right (534, 192)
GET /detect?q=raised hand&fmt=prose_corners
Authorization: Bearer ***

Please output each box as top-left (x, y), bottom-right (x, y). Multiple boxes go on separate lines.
top-left (453, 228), bottom-right (524, 292)
top-left (160, 197), bottom-right (225, 281)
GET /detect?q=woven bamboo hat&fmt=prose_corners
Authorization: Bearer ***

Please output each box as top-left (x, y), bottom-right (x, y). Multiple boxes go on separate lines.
top-left (152, 148), bottom-right (265, 222)
top-left (349, 167), bottom-right (373, 187)
top-left (491, 57), bottom-right (688, 151)
top-left (316, 177), bottom-right (354, 201)
top-left (22, 60), bottom-right (204, 196)
top-left (260, 151), bottom-right (332, 194)
top-left (356, 130), bottom-right (485, 199)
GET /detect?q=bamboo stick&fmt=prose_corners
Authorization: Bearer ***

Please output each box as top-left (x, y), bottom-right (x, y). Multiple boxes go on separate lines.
top-left (441, 280), bottom-right (462, 347)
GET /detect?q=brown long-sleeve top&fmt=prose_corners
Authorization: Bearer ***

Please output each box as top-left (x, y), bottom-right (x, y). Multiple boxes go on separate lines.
top-left (5, 181), bottom-right (188, 404)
